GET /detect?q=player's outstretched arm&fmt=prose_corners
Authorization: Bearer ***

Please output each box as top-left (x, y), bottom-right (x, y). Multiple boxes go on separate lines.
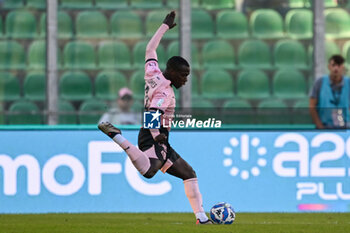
top-left (145, 11), bottom-right (176, 62)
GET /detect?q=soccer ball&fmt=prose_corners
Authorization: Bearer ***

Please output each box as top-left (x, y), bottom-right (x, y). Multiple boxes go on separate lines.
top-left (210, 202), bottom-right (236, 224)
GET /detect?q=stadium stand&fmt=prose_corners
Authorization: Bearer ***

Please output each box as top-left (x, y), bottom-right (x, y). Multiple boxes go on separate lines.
top-left (95, 0), bottom-right (129, 9)
top-left (58, 100), bottom-right (77, 124)
top-left (273, 69), bottom-right (307, 99)
top-left (0, 41), bottom-right (26, 70)
top-left (63, 41), bottom-right (96, 70)
top-left (23, 72), bottom-right (46, 101)
top-left (0, 17), bottom-right (3, 38)
top-left (325, 8), bottom-right (350, 39)
top-left (146, 10), bottom-right (179, 39)
top-left (40, 11), bottom-right (73, 38)
top-left (59, 71), bottom-right (93, 101)
top-left (342, 40), bottom-right (350, 66)
top-left (5, 10), bottom-right (37, 38)
top-left (98, 41), bottom-right (131, 69)
top-left (130, 0), bottom-right (163, 9)
top-left (166, 41), bottom-right (200, 70)
top-left (79, 99), bottom-right (107, 124)
top-left (0, 72), bottom-right (21, 101)
top-left (238, 39), bottom-right (272, 69)
top-left (95, 71), bottom-right (128, 101)
top-left (60, 0), bottom-right (93, 9)
top-left (132, 40), bottom-right (165, 69)
top-left (201, 69), bottom-right (234, 99)
top-left (285, 9), bottom-right (313, 39)
top-left (110, 11), bottom-right (143, 39)
top-left (237, 69), bottom-right (270, 99)
top-left (8, 100), bottom-right (42, 124)
top-left (2, 0), bottom-right (24, 9)
top-left (257, 99), bottom-right (291, 124)
top-left (0, 104), bottom-right (4, 124)
top-left (130, 70), bottom-right (145, 100)
top-left (202, 40), bottom-right (236, 69)
top-left (166, 0), bottom-right (200, 8)
top-left (28, 40), bottom-right (62, 69)
top-left (191, 9), bottom-right (214, 39)
top-left (273, 39), bottom-right (308, 69)
top-left (27, 0), bottom-right (46, 9)
top-left (250, 9), bottom-right (284, 39)
top-left (201, 0), bottom-right (235, 10)
top-left (293, 99), bottom-right (313, 124)
top-left (222, 99), bottom-right (254, 124)
top-left (216, 10), bottom-right (249, 39)
top-left (76, 11), bottom-right (109, 38)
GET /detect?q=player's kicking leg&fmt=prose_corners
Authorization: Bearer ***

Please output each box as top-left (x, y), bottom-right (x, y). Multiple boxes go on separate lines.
top-left (98, 122), bottom-right (152, 175)
top-left (166, 157), bottom-right (212, 225)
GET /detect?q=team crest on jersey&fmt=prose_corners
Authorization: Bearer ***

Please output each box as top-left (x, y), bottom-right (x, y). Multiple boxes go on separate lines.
top-left (157, 99), bottom-right (164, 107)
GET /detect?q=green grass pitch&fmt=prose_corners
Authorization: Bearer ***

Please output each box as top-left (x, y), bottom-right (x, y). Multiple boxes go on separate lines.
top-left (1, 213), bottom-right (350, 233)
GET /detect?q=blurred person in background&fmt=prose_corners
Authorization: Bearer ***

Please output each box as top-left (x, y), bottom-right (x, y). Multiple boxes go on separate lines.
top-left (99, 87), bottom-right (141, 125)
top-left (309, 55), bottom-right (350, 129)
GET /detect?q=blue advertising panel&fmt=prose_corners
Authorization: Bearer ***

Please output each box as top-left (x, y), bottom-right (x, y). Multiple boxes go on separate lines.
top-left (0, 130), bottom-right (349, 213)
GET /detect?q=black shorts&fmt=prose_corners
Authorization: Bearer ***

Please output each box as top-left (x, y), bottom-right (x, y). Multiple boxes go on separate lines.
top-left (138, 127), bottom-right (180, 165)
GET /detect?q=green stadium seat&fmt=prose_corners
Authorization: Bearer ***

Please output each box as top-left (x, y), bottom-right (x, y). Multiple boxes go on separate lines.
top-left (288, 0), bottom-right (305, 8)
top-left (98, 41), bottom-right (131, 70)
top-left (273, 69), bottom-right (307, 99)
top-left (76, 11), bottom-right (109, 38)
top-left (167, 41), bottom-right (200, 70)
top-left (166, 0), bottom-right (199, 8)
top-left (132, 40), bottom-right (165, 69)
top-left (59, 71), bottom-right (92, 101)
top-left (250, 9), bottom-right (284, 39)
top-left (191, 99), bottom-right (215, 121)
top-left (63, 41), bottom-right (96, 70)
top-left (325, 8), bottom-right (350, 39)
top-left (0, 104), bottom-right (4, 124)
top-left (0, 72), bottom-right (20, 101)
top-left (257, 99), bottom-right (291, 124)
top-left (274, 39), bottom-right (308, 69)
top-left (308, 40), bottom-right (341, 66)
top-left (202, 40), bottom-right (236, 70)
top-left (201, 0), bottom-right (235, 10)
top-left (8, 100), bottom-right (42, 125)
top-left (130, 0), bottom-right (162, 8)
top-left (110, 11), bottom-right (143, 39)
top-left (0, 41), bottom-right (26, 70)
top-left (293, 99), bottom-right (313, 124)
top-left (216, 10), bottom-right (249, 39)
top-left (95, 71), bottom-right (128, 100)
top-left (190, 73), bottom-right (199, 97)
top-left (40, 11), bottom-right (73, 39)
top-left (201, 69), bottom-right (234, 99)
top-left (192, 9), bottom-right (214, 39)
top-left (58, 100), bottom-right (77, 124)
top-left (238, 40), bottom-right (271, 69)
top-left (79, 99), bottom-right (108, 124)
top-left (6, 10), bottom-right (37, 38)
top-left (237, 69), bottom-right (270, 99)
top-left (130, 70), bottom-right (145, 100)
top-left (27, 0), bottom-right (46, 9)
top-left (146, 10), bottom-right (178, 39)
top-left (0, 16), bottom-right (3, 38)
top-left (285, 9), bottom-right (313, 39)
top-left (95, 0), bottom-right (129, 9)
top-left (23, 72), bottom-right (45, 101)
top-left (28, 40), bottom-right (62, 69)
top-left (2, 0), bottom-right (24, 9)
top-left (60, 0), bottom-right (93, 9)
top-left (325, 0), bottom-right (338, 7)
top-left (222, 99), bottom-right (254, 124)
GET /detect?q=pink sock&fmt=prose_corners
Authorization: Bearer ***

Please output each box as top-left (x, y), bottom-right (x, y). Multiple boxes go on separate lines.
top-left (184, 178), bottom-right (207, 220)
top-left (112, 135), bottom-right (150, 175)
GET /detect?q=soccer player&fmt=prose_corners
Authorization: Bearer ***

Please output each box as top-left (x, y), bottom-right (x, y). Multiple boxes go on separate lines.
top-left (98, 11), bottom-right (212, 224)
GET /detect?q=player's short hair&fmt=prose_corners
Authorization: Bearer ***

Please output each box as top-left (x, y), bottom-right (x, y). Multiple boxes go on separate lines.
top-left (166, 56), bottom-right (190, 71)
top-left (329, 54), bottom-right (345, 65)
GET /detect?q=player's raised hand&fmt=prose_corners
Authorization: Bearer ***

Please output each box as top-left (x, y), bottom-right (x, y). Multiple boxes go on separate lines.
top-left (163, 11), bottom-right (176, 29)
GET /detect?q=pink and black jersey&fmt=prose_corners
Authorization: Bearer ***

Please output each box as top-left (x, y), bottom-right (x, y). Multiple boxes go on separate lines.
top-left (144, 59), bottom-right (175, 128)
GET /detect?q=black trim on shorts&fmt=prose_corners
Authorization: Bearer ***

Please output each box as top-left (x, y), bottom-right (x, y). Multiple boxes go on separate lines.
top-left (149, 107), bottom-right (164, 114)
top-left (145, 58), bottom-right (158, 63)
